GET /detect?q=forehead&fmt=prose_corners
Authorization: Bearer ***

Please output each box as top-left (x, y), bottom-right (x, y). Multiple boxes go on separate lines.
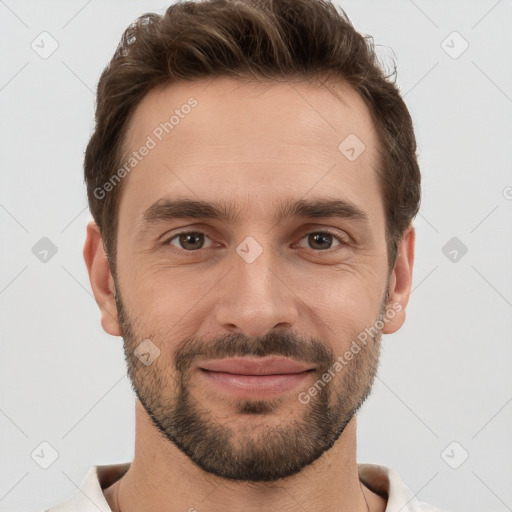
top-left (117, 76), bottom-right (383, 229)
top-left (123, 76), bottom-right (379, 156)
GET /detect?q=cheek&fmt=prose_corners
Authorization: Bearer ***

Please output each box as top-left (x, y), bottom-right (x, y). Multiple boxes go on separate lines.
top-left (122, 265), bottom-right (220, 336)
top-left (296, 270), bottom-right (384, 352)
top-left (121, 245), bottom-right (388, 345)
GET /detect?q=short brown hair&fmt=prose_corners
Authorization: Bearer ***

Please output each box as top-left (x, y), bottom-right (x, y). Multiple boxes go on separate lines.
top-left (84, 0), bottom-right (420, 275)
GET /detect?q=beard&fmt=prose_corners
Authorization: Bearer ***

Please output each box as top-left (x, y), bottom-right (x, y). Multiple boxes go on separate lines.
top-left (113, 280), bottom-right (385, 483)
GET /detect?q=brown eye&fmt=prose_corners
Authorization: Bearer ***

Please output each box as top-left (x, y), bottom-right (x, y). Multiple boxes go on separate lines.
top-left (296, 231), bottom-right (345, 251)
top-left (167, 232), bottom-right (213, 251)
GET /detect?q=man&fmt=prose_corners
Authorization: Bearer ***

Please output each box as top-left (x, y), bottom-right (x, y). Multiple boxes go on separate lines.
top-left (46, 0), bottom-right (447, 510)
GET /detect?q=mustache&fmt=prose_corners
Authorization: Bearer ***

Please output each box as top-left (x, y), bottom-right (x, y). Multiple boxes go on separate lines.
top-left (174, 331), bottom-right (335, 373)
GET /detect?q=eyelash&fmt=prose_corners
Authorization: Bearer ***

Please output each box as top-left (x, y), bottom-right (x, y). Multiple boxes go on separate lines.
top-left (162, 229), bottom-right (349, 253)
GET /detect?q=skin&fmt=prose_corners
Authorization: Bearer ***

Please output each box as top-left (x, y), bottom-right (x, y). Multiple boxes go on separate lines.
top-left (84, 77), bottom-right (415, 512)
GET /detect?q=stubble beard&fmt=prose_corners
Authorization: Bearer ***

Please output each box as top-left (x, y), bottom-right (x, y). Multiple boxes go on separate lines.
top-left (113, 281), bottom-right (385, 482)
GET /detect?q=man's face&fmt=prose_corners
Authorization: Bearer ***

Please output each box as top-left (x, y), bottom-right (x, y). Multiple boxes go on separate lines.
top-left (111, 77), bottom-right (395, 481)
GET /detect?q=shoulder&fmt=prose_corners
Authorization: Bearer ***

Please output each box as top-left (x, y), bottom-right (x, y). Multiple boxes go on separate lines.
top-left (44, 463), bottom-right (130, 512)
top-left (358, 463), bottom-right (452, 512)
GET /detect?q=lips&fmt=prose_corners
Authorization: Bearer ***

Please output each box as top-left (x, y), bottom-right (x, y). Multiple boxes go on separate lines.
top-left (198, 356), bottom-right (314, 375)
top-left (196, 356), bottom-right (315, 398)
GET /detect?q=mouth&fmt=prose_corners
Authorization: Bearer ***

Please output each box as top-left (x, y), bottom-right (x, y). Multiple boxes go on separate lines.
top-left (196, 356), bottom-right (315, 398)
top-left (198, 356), bottom-right (315, 375)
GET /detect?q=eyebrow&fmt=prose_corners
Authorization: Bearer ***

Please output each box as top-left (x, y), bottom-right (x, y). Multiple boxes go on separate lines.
top-left (139, 197), bottom-right (369, 233)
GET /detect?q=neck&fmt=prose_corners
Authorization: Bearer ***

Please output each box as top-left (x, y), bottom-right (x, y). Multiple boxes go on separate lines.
top-left (104, 401), bottom-right (386, 512)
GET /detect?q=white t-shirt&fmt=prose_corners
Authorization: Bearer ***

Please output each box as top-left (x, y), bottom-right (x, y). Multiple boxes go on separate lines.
top-left (43, 462), bottom-right (449, 511)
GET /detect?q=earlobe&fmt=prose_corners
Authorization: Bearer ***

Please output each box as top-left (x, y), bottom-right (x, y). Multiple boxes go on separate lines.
top-left (83, 220), bottom-right (122, 337)
top-left (382, 226), bottom-right (415, 335)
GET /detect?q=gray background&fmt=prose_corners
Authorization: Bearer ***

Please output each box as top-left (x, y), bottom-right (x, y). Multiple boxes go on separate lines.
top-left (1, 1), bottom-right (511, 511)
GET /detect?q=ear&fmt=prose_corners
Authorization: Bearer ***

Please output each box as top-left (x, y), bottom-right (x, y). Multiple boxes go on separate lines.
top-left (83, 220), bottom-right (121, 337)
top-left (382, 226), bottom-right (415, 335)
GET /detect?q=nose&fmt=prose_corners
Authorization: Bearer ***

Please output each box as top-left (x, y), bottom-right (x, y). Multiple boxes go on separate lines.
top-left (213, 243), bottom-right (300, 338)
